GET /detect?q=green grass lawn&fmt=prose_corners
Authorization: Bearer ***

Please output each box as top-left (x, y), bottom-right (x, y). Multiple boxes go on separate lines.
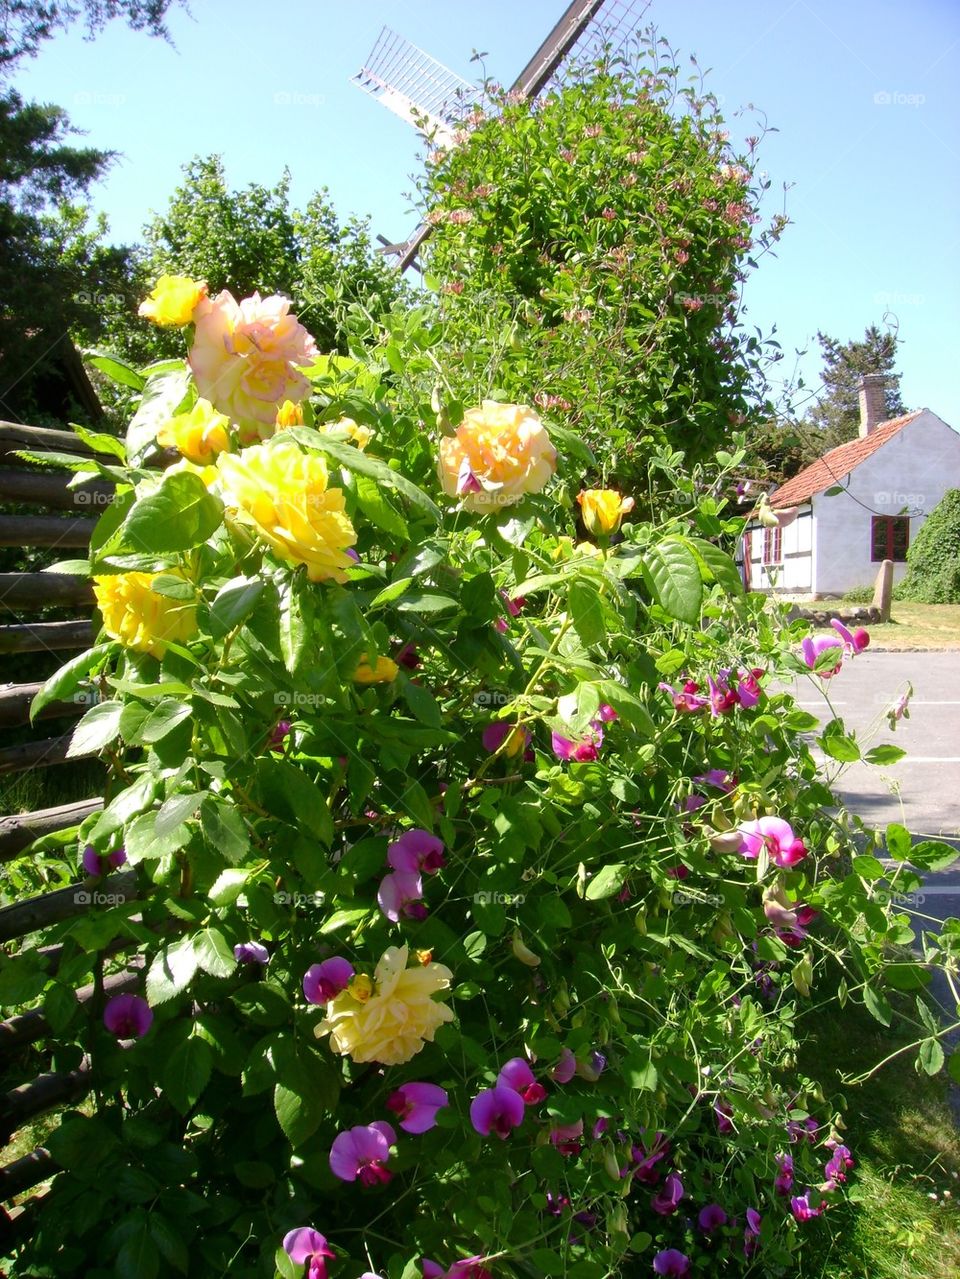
top-left (847, 602), bottom-right (960, 651)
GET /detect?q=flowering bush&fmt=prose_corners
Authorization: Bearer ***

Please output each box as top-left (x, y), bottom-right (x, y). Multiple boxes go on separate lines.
top-left (13, 268), bottom-right (959, 1279)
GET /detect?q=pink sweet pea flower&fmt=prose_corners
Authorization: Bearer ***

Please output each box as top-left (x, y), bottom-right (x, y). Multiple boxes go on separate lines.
top-left (103, 993), bottom-right (152, 1040)
top-left (651, 1172), bottom-right (684, 1215)
top-left (303, 956), bottom-right (354, 1004)
top-left (388, 829), bottom-right (446, 874)
top-left (268, 719), bottom-right (292, 751)
top-left (707, 673), bottom-right (739, 716)
top-left (378, 870), bottom-right (427, 922)
top-left (692, 768), bottom-right (736, 792)
top-left (790, 1190), bottom-right (825, 1221)
top-left (447, 1260), bottom-right (494, 1279)
top-left (456, 455), bottom-right (483, 495)
top-left (386, 1082), bottom-right (449, 1133)
top-left (800, 634), bottom-right (844, 677)
top-left (659, 679), bottom-right (709, 712)
top-left (283, 1228), bottom-right (335, 1279)
top-left (775, 1152), bottom-right (794, 1195)
top-left (653, 1250), bottom-right (691, 1278)
top-left (494, 590), bottom-right (526, 632)
top-left (596, 702), bottom-right (618, 722)
top-left (549, 1048), bottom-right (576, 1083)
top-left (234, 941), bottom-right (269, 965)
top-left (632, 1132), bottom-right (671, 1183)
top-left (550, 1119), bottom-right (584, 1156)
top-left (738, 816), bottom-right (808, 868)
top-left (734, 667), bottom-right (764, 708)
top-left (715, 1100), bottom-right (734, 1134)
top-left (82, 843), bottom-right (127, 876)
top-left (551, 723), bottom-right (603, 762)
top-left (497, 1057), bottom-right (548, 1104)
top-left (824, 1143), bottom-right (854, 1185)
top-left (698, 1202), bottom-right (728, 1231)
top-left (746, 1207), bottom-right (762, 1234)
top-left (329, 1121), bottom-right (396, 1185)
top-left (470, 1085), bottom-right (525, 1138)
top-left (482, 721), bottom-right (531, 756)
top-left (831, 618), bottom-right (870, 655)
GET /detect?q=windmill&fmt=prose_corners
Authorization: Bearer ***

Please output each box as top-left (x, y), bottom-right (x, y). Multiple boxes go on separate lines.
top-left (352, 0), bottom-right (651, 272)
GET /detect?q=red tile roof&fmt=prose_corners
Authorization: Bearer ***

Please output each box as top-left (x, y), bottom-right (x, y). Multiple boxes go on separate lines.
top-left (769, 411), bottom-right (924, 510)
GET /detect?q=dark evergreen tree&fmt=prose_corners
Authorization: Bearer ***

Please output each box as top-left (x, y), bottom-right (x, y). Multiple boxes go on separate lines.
top-left (805, 324), bottom-right (905, 451)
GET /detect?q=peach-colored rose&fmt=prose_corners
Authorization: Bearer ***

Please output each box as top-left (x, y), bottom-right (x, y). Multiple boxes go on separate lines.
top-left (188, 291), bottom-right (318, 440)
top-left (438, 400), bottom-right (556, 511)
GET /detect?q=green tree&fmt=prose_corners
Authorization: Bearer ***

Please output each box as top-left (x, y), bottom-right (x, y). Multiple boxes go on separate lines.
top-left (900, 488), bottom-right (960, 603)
top-left (805, 324), bottom-right (904, 451)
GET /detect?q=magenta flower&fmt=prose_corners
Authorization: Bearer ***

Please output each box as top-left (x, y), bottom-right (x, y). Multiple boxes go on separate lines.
top-left (549, 1119), bottom-right (584, 1156)
top-left (396, 642), bottom-right (420, 670)
top-left (456, 455), bottom-right (483, 495)
top-left (283, 1227), bottom-right (335, 1279)
top-left (386, 1082), bottom-right (449, 1133)
top-left (82, 844), bottom-right (126, 876)
top-left (653, 1248), bottom-right (692, 1277)
top-left (707, 673), bottom-right (738, 716)
top-left (303, 956), bottom-right (354, 1005)
top-left (103, 993), bottom-right (152, 1040)
top-left (787, 1116), bottom-right (819, 1144)
top-left (746, 1207), bottom-right (762, 1234)
top-left (551, 724), bottom-right (603, 762)
top-left (388, 829), bottom-right (446, 874)
top-left (714, 1100), bottom-right (734, 1134)
top-left (234, 941), bottom-right (269, 964)
top-left (775, 1152), bottom-right (794, 1195)
top-left (800, 634), bottom-right (844, 676)
top-left (790, 1190), bottom-right (824, 1222)
top-left (596, 702), bottom-right (618, 722)
top-left (497, 1057), bottom-right (548, 1104)
top-left (831, 618), bottom-right (870, 655)
top-left (734, 667), bottom-right (764, 708)
top-left (378, 870), bottom-right (427, 922)
top-left (651, 1172), bottom-right (684, 1215)
top-left (481, 721), bottom-right (531, 755)
top-left (693, 769), bottom-right (736, 792)
top-left (470, 1085), bottom-right (525, 1139)
top-left (659, 679), bottom-right (709, 713)
top-left (575, 1050), bottom-right (607, 1082)
top-left (824, 1143), bottom-right (854, 1185)
top-left (329, 1121), bottom-right (396, 1185)
top-left (744, 1206), bottom-right (762, 1256)
top-left (426, 1259), bottom-right (493, 1279)
top-left (632, 1132), bottom-right (670, 1183)
top-left (268, 719), bottom-right (292, 751)
top-left (494, 590), bottom-right (526, 632)
top-left (699, 1202), bottom-right (728, 1231)
top-left (549, 1047), bottom-right (576, 1083)
top-left (738, 816), bottom-right (808, 868)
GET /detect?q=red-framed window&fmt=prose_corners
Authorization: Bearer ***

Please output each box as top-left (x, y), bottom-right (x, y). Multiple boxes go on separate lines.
top-left (871, 516), bottom-right (909, 562)
top-left (762, 526), bottom-right (782, 565)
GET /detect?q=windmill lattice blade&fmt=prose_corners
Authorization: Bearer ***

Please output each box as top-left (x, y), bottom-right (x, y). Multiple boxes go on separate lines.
top-left (548, 0), bottom-right (650, 86)
top-left (351, 25), bottom-right (476, 141)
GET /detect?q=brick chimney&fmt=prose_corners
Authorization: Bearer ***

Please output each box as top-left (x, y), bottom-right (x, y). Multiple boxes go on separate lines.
top-left (858, 373), bottom-right (889, 437)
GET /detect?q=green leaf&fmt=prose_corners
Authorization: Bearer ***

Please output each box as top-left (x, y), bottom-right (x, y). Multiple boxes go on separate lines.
top-left (136, 698), bottom-right (193, 744)
top-left (885, 823), bottom-right (913, 860)
top-left (395, 591), bottom-right (459, 613)
top-left (200, 797), bottom-right (250, 865)
top-left (231, 982), bottom-right (291, 1027)
top-left (125, 809), bottom-right (190, 864)
top-left (84, 350), bottom-right (145, 392)
top-left (585, 862), bottom-right (628, 900)
top-left (149, 1215), bottom-right (189, 1273)
top-left (886, 963), bottom-right (931, 991)
top-left (193, 927), bottom-right (237, 979)
top-left (355, 472), bottom-right (409, 538)
top-left (686, 536), bottom-right (743, 594)
top-left (641, 537), bottom-right (702, 624)
top-left (622, 1055), bottom-right (658, 1091)
top-left (109, 472), bottom-right (223, 555)
top-left (369, 576), bottom-right (414, 609)
top-left (88, 774), bottom-right (158, 843)
top-left (255, 758), bottom-right (333, 845)
top-left (853, 855), bottom-right (886, 881)
top-left (918, 1037), bottom-right (945, 1076)
top-left (568, 580), bottom-right (605, 647)
top-left (400, 674), bottom-right (443, 727)
top-left (126, 368), bottom-right (191, 462)
top-left (208, 868), bottom-right (251, 906)
top-left (146, 938), bottom-right (198, 1004)
top-left (909, 839), bottom-right (959, 873)
top-left (155, 791), bottom-right (203, 838)
top-left (279, 575), bottom-right (313, 675)
top-left (67, 699), bottom-right (123, 758)
top-left (208, 576), bottom-right (265, 640)
top-left (289, 427), bottom-right (441, 522)
top-left (163, 1035), bottom-right (214, 1114)
top-left (864, 745), bottom-right (907, 766)
top-left (272, 1042), bottom-right (340, 1148)
top-left (819, 730), bottom-right (860, 762)
top-left (862, 983), bottom-right (893, 1026)
top-left (115, 1215), bottom-right (160, 1279)
top-left (949, 1051), bottom-right (960, 1085)
top-left (30, 644), bottom-right (113, 722)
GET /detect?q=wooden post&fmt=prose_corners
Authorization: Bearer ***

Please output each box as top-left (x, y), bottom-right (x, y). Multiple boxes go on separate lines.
top-left (0, 469), bottom-right (113, 510)
top-left (0, 574), bottom-right (94, 610)
top-left (0, 798), bottom-right (104, 860)
top-left (0, 869), bottom-right (136, 943)
top-left (872, 558), bottom-right (894, 622)
top-left (0, 620), bottom-right (95, 653)
top-left (0, 515), bottom-right (95, 548)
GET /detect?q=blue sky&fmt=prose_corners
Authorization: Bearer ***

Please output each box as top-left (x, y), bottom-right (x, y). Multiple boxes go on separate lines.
top-left (13, 0), bottom-right (960, 425)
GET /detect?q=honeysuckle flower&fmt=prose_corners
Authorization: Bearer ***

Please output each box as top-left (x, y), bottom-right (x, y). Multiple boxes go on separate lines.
top-left (550, 1048), bottom-right (577, 1083)
top-left (482, 721), bottom-right (530, 757)
top-left (738, 817), bottom-right (807, 868)
top-left (94, 570), bottom-right (198, 658)
top-left (653, 1250), bottom-right (691, 1278)
top-left (388, 829), bottom-right (446, 875)
top-left (103, 993), bottom-right (152, 1040)
top-left (216, 441), bottom-right (355, 582)
top-left (378, 870), bottom-right (428, 923)
top-left (775, 1152), bottom-right (794, 1195)
top-left (189, 290), bottom-right (318, 435)
top-left (831, 618), bottom-right (870, 655)
top-left (651, 1172), bottom-right (684, 1215)
top-left (353, 654), bottom-right (400, 684)
top-left (577, 488), bottom-right (635, 536)
top-left (234, 941), bottom-right (269, 964)
top-left (81, 844), bottom-right (126, 876)
top-left (268, 719), bottom-right (292, 751)
top-left (800, 634), bottom-right (844, 677)
top-left (329, 1121), bottom-right (396, 1185)
top-left (470, 1084), bottom-right (525, 1138)
top-left (138, 274), bottom-right (207, 326)
top-left (317, 945), bottom-right (453, 1065)
top-left (715, 1100), bottom-right (734, 1134)
top-left (283, 1227), bottom-right (335, 1279)
top-left (551, 723), bottom-right (603, 762)
top-left (632, 1132), bottom-right (670, 1183)
top-left (699, 1203), bottom-right (728, 1231)
top-left (824, 1143), bottom-right (854, 1184)
top-left (438, 400), bottom-right (557, 510)
top-left (303, 956), bottom-right (354, 1005)
top-left (386, 1081), bottom-right (449, 1133)
top-left (550, 1119), bottom-right (584, 1156)
top-left (156, 398), bottom-right (230, 465)
top-left (497, 1057), bottom-right (548, 1104)
top-left (659, 679), bottom-right (709, 713)
top-left (790, 1190), bottom-right (824, 1221)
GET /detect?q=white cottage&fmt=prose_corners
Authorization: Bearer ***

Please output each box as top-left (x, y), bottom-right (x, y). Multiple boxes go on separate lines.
top-left (743, 376), bottom-right (960, 597)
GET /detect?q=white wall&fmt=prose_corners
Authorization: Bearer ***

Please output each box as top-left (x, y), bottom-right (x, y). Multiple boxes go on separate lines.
top-left (744, 506), bottom-right (813, 592)
top-left (813, 412), bottom-right (960, 595)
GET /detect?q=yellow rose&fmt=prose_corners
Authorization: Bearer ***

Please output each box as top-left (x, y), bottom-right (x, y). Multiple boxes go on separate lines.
top-left (353, 654), bottom-right (399, 684)
top-left (93, 571), bottom-right (197, 658)
top-left (438, 400), bottom-right (556, 511)
top-left (138, 275), bottom-right (207, 327)
top-left (577, 489), bottom-right (635, 536)
top-left (163, 458), bottom-right (219, 487)
top-left (319, 416), bottom-right (373, 451)
top-left (216, 440), bottom-right (356, 582)
top-left (156, 398), bottom-right (230, 465)
top-left (316, 945), bottom-right (454, 1065)
top-left (275, 400), bottom-right (305, 429)
top-left (552, 536), bottom-right (603, 561)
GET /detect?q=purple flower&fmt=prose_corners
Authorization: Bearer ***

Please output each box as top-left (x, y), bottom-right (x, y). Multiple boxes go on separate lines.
top-left (283, 1227), bottom-right (335, 1279)
top-left (82, 844), bottom-right (126, 876)
top-left (651, 1172), bottom-right (684, 1215)
top-left (824, 1143), bottom-right (854, 1184)
top-left (659, 679), bottom-right (708, 713)
top-left (396, 642), bottom-right (420, 670)
top-left (551, 724), bottom-right (603, 762)
top-left (692, 768), bottom-right (735, 792)
top-left (481, 721), bottom-right (530, 757)
top-left (386, 1082), bottom-right (449, 1133)
top-left (653, 1249), bottom-right (692, 1277)
top-left (790, 1189), bottom-right (824, 1222)
top-left (831, 618), bottom-right (870, 655)
top-left (103, 993), bottom-right (152, 1040)
top-left (775, 1152), bottom-right (794, 1195)
top-left (388, 829), bottom-right (446, 875)
top-left (575, 1050), bottom-right (607, 1082)
top-left (303, 956), bottom-right (354, 1005)
top-left (329, 1121), bottom-right (395, 1185)
top-left (497, 1057), bottom-right (547, 1104)
top-left (734, 668), bottom-right (764, 708)
top-left (596, 702), bottom-right (618, 722)
top-left (738, 816), bottom-right (807, 868)
top-left (549, 1048), bottom-right (576, 1083)
top-left (470, 1085), bottom-right (525, 1139)
top-left (234, 941), bottom-right (269, 964)
top-left (698, 1202), bottom-right (728, 1231)
top-left (787, 1115), bottom-right (819, 1144)
top-left (800, 634), bottom-right (843, 677)
top-left (632, 1132), bottom-right (671, 1183)
top-left (268, 719), bottom-right (292, 751)
top-left (378, 870), bottom-right (428, 922)
top-left (456, 455), bottom-right (483, 495)
top-left (715, 1100), bottom-right (734, 1134)
top-left (549, 1119), bottom-right (584, 1156)
top-left (746, 1207), bottom-right (762, 1235)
